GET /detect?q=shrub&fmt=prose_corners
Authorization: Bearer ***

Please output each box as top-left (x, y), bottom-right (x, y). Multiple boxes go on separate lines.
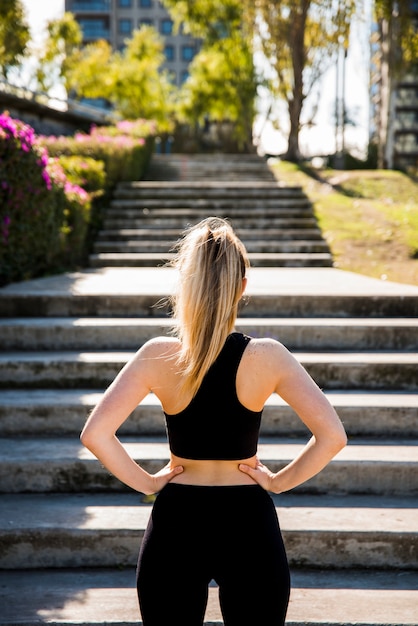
top-left (0, 113), bottom-right (64, 285)
top-left (0, 115), bottom-right (156, 286)
top-left (95, 119), bottom-right (157, 140)
top-left (39, 120), bottom-right (155, 189)
top-left (47, 158), bottom-right (93, 268)
top-left (57, 155), bottom-right (106, 194)
top-left (0, 113), bottom-right (96, 286)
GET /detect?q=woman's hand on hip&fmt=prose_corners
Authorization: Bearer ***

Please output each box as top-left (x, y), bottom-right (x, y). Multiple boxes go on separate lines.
top-left (239, 457), bottom-right (277, 493)
top-left (148, 462), bottom-right (184, 494)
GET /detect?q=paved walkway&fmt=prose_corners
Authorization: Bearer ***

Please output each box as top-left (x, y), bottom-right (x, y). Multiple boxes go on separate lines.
top-left (2, 265), bottom-right (418, 297)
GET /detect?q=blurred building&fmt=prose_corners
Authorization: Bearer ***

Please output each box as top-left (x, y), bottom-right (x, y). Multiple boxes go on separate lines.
top-left (370, 0), bottom-right (418, 170)
top-left (64, 0), bottom-right (200, 88)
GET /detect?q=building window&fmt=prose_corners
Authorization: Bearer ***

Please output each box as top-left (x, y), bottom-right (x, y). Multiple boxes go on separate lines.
top-left (79, 18), bottom-right (109, 40)
top-left (139, 0), bottom-right (152, 7)
top-left (181, 45), bottom-right (195, 62)
top-left (119, 18), bottom-right (132, 34)
top-left (139, 18), bottom-right (153, 27)
top-left (72, 1), bottom-right (110, 10)
top-left (180, 70), bottom-right (189, 83)
top-left (118, 0), bottom-right (131, 7)
top-left (160, 19), bottom-right (173, 35)
top-left (164, 45), bottom-right (175, 61)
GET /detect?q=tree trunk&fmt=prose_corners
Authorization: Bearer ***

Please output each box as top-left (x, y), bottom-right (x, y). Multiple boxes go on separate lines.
top-left (282, 1), bottom-right (309, 162)
top-left (284, 97), bottom-right (303, 161)
top-left (378, 17), bottom-right (392, 168)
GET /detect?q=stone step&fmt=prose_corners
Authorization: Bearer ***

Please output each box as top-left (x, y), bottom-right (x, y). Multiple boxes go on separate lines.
top-left (110, 198), bottom-right (312, 210)
top-left (109, 206), bottom-right (313, 220)
top-left (114, 180), bottom-right (304, 196)
top-left (0, 492), bottom-right (416, 569)
top-left (1, 267), bottom-right (417, 318)
top-left (3, 287), bottom-right (417, 317)
top-left (101, 216), bottom-right (319, 230)
top-left (145, 170), bottom-right (279, 182)
top-left (0, 350), bottom-right (415, 390)
top-left (93, 240), bottom-right (331, 254)
top-left (145, 161), bottom-right (277, 175)
top-left (143, 166), bottom-right (278, 181)
top-left (0, 566), bottom-right (417, 626)
top-left (0, 389), bottom-right (417, 437)
top-left (1, 437), bottom-right (417, 495)
top-left (1, 317), bottom-right (417, 351)
top-left (96, 227), bottom-right (325, 242)
top-left (105, 206), bottom-right (313, 219)
top-left (89, 251), bottom-right (334, 268)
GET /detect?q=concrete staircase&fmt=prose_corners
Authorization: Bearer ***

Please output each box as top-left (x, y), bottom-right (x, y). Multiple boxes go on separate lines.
top-left (90, 154), bottom-right (333, 269)
top-left (0, 260), bottom-right (417, 625)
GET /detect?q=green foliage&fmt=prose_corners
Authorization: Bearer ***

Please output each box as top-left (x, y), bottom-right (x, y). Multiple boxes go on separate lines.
top-left (56, 155), bottom-right (106, 194)
top-left (39, 121), bottom-right (155, 189)
top-left (35, 12), bottom-right (82, 93)
top-left (0, 112), bottom-right (156, 286)
top-left (0, 0), bottom-right (30, 78)
top-left (47, 158), bottom-right (93, 268)
top-left (64, 39), bottom-right (112, 99)
top-left (65, 26), bottom-right (175, 131)
top-left (178, 35), bottom-right (256, 148)
top-left (162, 0), bottom-right (256, 148)
top-left (0, 113), bottom-right (79, 285)
top-left (162, 0), bottom-right (244, 42)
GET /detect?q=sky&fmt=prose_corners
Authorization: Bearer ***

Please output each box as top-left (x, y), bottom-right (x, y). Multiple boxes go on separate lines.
top-left (20, 0), bottom-right (371, 157)
top-left (22, 0), bottom-right (64, 43)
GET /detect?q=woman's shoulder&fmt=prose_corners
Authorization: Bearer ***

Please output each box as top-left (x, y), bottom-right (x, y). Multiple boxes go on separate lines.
top-left (245, 335), bottom-right (293, 367)
top-left (140, 336), bottom-right (181, 357)
top-left (246, 335), bottom-right (286, 354)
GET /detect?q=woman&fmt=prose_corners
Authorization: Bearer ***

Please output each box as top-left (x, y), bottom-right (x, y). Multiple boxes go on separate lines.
top-left (80, 217), bottom-right (347, 626)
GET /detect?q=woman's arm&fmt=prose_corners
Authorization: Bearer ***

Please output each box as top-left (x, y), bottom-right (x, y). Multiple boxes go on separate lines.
top-left (239, 340), bottom-right (347, 493)
top-left (80, 340), bottom-right (183, 495)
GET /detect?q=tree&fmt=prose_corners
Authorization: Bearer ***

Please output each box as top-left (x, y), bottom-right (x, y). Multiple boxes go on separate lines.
top-left (35, 12), bottom-right (82, 94)
top-left (178, 36), bottom-right (256, 150)
top-left (0, 0), bottom-right (30, 79)
top-left (373, 0), bottom-right (418, 168)
top-left (252, 0), bottom-right (359, 161)
top-left (65, 26), bottom-right (175, 130)
top-left (162, 0), bottom-right (257, 149)
top-left (162, 0), bottom-right (244, 43)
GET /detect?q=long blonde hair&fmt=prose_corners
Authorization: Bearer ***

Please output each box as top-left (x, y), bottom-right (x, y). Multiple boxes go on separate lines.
top-left (169, 217), bottom-right (250, 398)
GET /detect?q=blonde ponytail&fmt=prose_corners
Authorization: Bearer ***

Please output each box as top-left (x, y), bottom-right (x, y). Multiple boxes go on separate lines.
top-left (169, 217), bottom-right (249, 398)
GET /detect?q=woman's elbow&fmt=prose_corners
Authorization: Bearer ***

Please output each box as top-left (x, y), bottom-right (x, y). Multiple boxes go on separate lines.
top-left (80, 425), bottom-right (97, 451)
top-left (330, 426), bottom-right (348, 453)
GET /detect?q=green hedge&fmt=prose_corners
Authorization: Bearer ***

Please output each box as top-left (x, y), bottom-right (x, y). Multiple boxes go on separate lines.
top-left (0, 115), bottom-right (155, 286)
top-left (0, 113), bottom-right (66, 285)
top-left (39, 120), bottom-right (155, 190)
top-left (57, 155), bottom-right (106, 193)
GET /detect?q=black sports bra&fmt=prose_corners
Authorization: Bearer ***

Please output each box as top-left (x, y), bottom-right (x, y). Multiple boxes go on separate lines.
top-left (164, 333), bottom-right (262, 460)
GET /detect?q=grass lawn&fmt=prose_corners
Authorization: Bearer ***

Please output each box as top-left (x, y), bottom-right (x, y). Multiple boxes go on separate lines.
top-left (270, 161), bottom-right (418, 286)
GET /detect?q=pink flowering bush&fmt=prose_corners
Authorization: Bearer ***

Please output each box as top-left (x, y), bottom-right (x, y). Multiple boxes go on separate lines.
top-left (94, 119), bottom-right (157, 141)
top-left (47, 158), bottom-right (94, 267)
top-left (57, 155), bottom-right (106, 194)
top-left (0, 115), bottom-right (155, 285)
top-left (39, 119), bottom-right (155, 189)
top-left (0, 113), bottom-right (64, 285)
top-left (0, 114), bottom-right (94, 286)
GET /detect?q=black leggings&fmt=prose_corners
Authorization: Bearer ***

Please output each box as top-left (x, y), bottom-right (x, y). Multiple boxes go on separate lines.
top-left (136, 483), bottom-right (290, 626)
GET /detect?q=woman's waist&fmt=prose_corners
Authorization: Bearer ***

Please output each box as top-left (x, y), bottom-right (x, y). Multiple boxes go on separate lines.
top-left (169, 454), bottom-right (257, 486)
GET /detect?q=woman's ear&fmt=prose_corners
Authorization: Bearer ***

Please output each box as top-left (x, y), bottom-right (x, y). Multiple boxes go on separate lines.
top-left (241, 277), bottom-right (248, 296)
